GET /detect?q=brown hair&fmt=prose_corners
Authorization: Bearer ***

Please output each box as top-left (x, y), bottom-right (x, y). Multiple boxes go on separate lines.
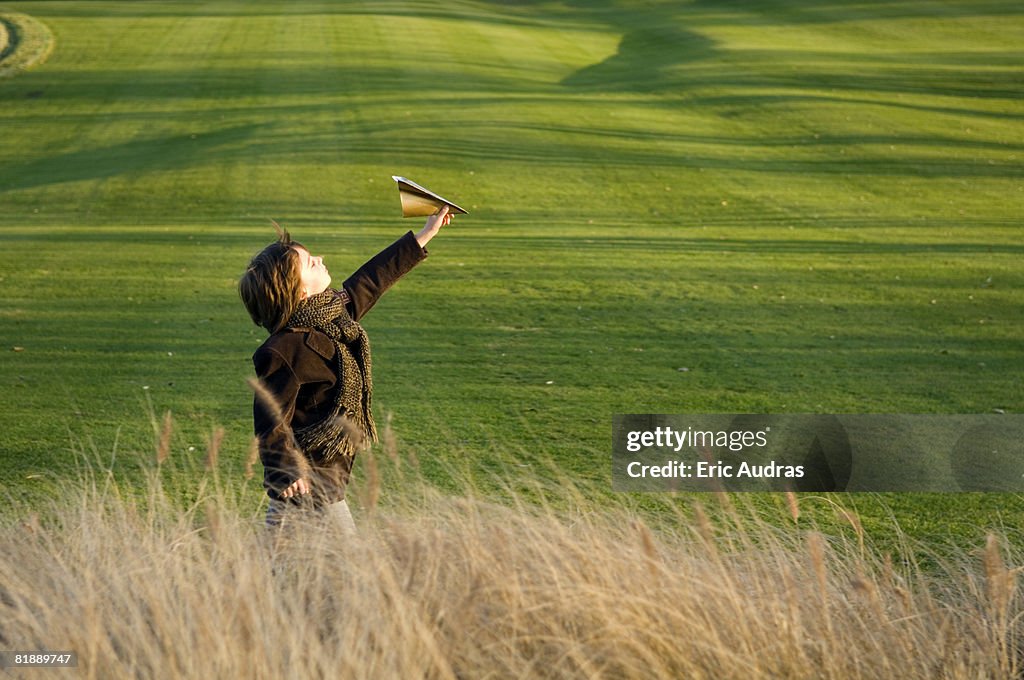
top-left (239, 223), bottom-right (304, 333)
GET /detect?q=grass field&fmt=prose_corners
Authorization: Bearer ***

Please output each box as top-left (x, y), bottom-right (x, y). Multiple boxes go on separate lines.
top-left (0, 1), bottom-right (1022, 543)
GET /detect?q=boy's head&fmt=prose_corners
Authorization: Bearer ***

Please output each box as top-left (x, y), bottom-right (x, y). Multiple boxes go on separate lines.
top-left (239, 226), bottom-right (304, 333)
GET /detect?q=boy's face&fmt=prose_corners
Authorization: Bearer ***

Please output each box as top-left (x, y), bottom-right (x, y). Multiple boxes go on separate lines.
top-left (291, 245), bottom-right (332, 299)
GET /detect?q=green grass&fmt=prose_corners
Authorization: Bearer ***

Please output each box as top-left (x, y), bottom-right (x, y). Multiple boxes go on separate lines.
top-left (0, 0), bottom-right (1022, 544)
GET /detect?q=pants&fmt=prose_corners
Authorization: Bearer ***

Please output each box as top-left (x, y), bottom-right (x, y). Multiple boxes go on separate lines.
top-left (265, 498), bottom-right (356, 535)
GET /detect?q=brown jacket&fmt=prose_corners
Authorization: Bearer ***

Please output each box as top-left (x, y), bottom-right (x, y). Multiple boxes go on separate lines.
top-left (252, 231), bottom-right (427, 502)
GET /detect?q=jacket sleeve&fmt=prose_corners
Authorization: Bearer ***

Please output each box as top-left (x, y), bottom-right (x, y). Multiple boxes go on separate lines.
top-left (343, 231), bottom-right (427, 321)
top-left (253, 345), bottom-right (302, 499)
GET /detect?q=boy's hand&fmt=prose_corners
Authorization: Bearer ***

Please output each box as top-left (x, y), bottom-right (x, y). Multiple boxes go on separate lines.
top-left (281, 477), bottom-right (310, 498)
top-left (415, 205), bottom-right (452, 248)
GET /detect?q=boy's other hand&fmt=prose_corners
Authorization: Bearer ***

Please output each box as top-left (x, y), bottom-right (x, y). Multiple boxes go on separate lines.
top-left (281, 477), bottom-right (310, 498)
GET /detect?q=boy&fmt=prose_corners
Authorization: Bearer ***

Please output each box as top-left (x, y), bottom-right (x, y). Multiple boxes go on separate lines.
top-left (239, 207), bottom-right (451, 528)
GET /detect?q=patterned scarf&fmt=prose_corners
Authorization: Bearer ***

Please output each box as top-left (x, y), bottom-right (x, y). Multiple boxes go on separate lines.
top-left (285, 289), bottom-right (376, 466)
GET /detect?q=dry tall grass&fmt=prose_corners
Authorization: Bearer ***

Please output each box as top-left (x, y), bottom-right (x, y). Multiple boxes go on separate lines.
top-left (2, 424), bottom-right (1022, 679)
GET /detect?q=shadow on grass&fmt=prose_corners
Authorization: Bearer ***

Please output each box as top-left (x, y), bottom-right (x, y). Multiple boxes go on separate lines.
top-left (0, 124), bottom-right (260, 193)
top-left (555, 0), bottom-right (1024, 100)
top-left (3, 108), bottom-right (1022, 196)
top-left (447, 234), bottom-right (1024, 256)
top-left (687, 0), bottom-right (1024, 26)
top-left (561, 25), bottom-right (718, 92)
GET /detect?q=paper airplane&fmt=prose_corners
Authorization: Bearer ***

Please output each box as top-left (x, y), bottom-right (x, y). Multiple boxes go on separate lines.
top-left (392, 176), bottom-right (468, 217)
